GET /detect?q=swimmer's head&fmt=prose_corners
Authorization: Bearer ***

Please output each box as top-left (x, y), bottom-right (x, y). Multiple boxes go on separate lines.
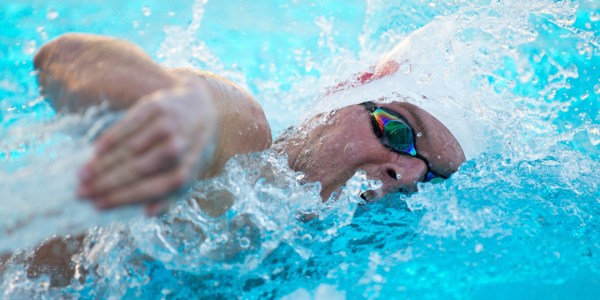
top-left (283, 100), bottom-right (465, 200)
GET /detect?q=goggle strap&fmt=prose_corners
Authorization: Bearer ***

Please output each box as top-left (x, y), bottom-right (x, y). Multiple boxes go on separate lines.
top-left (414, 152), bottom-right (448, 179)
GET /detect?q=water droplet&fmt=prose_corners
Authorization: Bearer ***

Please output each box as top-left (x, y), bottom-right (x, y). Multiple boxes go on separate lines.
top-left (22, 40), bottom-right (37, 55)
top-left (419, 72), bottom-right (431, 83)
top-left (142, 5), bottom-right (151, 17)
top-left (581, 91), bottom-right (589, 100)
top-left (216, 234), bottom-right (228, 244)
top-left (37, 26), bottom-right (48, 41)
top-left (400, 63), bottom-right (411, 74)
top-left (587, 126), bottom-right (600, 146)
top-left (507, 79), bottom-right (517, 89)
top-left (475, 243), bottom-right (483, 253)
top-left (46, 9), bottom-right (59, 20)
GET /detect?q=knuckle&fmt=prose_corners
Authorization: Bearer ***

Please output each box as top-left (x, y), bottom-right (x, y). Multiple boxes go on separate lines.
top-left (154, 123), bottom-right (170, 140)
top-left (132, 160), bottom-right (149, 176)
top-left (146, 100), bottom-right (165, 115)
top-left (157, 119), bottom-right (176, 137)
top-left (128, 138), bottom-right (144, 153)
top-left (161, 139), bottom-right (180, 161)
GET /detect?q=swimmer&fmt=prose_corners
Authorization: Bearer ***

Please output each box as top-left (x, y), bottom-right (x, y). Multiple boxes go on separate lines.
top-left (33, 33), bottom-right (465, 212)
top-left (1, 33), bottom-right (466, 286)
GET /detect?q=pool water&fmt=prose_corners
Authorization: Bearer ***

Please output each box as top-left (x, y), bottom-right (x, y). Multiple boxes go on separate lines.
top-left (1, 0), bottom-right (599, 299)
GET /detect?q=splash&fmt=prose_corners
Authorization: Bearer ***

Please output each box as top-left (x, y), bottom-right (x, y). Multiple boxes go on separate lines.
top-left (0, 107), bottom-right (142, 255)
top-left (1, 0), bottom-right (599, 298)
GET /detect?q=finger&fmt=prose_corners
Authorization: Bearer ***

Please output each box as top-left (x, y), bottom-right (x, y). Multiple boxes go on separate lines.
top-left (145, 202), bottom-right (171, 217)
top-left (79, 144), bottom-right (135, 184)
top-left (79, 103), bottom-right (161, 182)
top-left (95, 99), bottom-right (162, 155)
top-left (80, 114), bottom-right (175, 184)
top-left (94, 166), bottom-right (190, 209)
top-left (81, 137), bottom-right (182, 198)
top-left (126, 117), bottom-right (173, 155)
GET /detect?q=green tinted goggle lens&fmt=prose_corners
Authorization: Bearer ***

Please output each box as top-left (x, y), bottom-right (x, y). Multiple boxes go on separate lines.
top-left (363, 102), bottom-right (448, 183)
top-left (384, 120), bottom-right (416, 155)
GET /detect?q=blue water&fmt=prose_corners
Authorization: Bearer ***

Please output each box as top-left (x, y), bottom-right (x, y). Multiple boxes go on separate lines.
top-left (1, 0), bottom-right (599, 299)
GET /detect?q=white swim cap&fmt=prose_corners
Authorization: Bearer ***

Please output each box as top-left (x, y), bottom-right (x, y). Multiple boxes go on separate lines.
top-left (308, 21), bottom-right (490, 159)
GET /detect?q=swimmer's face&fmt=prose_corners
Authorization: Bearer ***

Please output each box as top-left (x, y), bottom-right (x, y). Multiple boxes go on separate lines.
top-left (292, 101), bottom-right (465, 200)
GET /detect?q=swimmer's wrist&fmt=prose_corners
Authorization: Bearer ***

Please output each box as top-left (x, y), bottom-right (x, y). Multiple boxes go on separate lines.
top-left (181, 78), bottom-right (221, 179)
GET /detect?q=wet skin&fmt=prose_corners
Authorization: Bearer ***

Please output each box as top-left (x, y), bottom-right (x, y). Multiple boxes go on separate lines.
top-left (12, 34), bottom-right (466, 287)
top-left (276, 101), bottom-right (465, 200)
top-left (35, 33), bottom-right (465, 208)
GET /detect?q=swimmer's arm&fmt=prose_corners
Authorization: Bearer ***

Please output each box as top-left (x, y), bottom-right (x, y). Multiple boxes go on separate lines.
top-left (34, 34), bottom-right (271, 211)
top-left (34, 33), bottom-right (178, 112)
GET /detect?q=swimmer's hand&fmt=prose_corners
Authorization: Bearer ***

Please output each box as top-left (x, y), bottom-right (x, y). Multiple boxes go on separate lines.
top-left (77, 81), bottom-right (217, 210)
top-left (34, 34), bottom-right (271, 212)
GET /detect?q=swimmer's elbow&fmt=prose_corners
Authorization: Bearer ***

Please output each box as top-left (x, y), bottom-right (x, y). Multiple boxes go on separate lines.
top-left (35, 33), bottom-right (79, 70)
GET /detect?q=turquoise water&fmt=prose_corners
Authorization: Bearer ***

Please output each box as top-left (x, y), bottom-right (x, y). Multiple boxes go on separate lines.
top-left (1, 0), bottom-right (599, 299)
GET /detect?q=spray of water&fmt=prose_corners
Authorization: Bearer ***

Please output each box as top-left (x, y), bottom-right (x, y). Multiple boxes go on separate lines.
top-left (1, 0), bottom-right (599, 298)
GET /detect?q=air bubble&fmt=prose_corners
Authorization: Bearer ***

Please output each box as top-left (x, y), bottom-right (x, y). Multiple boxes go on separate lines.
top-left (594, 83), bottom-right (600, 94)
top-left (416, 132), bottom-right (423, 137)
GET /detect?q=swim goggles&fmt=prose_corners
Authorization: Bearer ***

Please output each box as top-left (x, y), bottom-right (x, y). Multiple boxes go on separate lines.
top-left (361, 101), bottom-right (447, 183)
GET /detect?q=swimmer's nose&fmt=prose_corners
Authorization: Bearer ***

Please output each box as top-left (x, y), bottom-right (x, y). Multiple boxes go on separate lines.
top-left (378, 160), bottom-right (427, 194)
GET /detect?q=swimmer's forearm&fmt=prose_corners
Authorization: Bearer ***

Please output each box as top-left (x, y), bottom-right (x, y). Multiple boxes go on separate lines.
top-left (35, 34), bottom-right (272, 208)
top-left (34, 33), bottom-right (178, 112)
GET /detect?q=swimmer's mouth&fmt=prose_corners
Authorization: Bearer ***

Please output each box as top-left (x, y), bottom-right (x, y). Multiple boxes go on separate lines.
top-left (360, 190), bottom-right (377, 202)
top-left (360, 188), bottom-right (410, 202)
